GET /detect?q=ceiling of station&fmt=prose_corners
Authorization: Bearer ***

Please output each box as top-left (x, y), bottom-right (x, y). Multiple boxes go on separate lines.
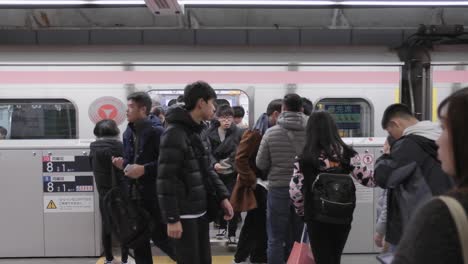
top-left (0, 7), bottom-right (467, 29)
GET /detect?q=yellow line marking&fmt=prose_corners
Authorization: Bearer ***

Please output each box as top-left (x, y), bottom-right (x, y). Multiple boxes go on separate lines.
top-left (432, 87), bottom-right (438, 122)
top-left (96, 255), bottom-right (235, 264)
top-left (394, 88), bottom-right (401, 103)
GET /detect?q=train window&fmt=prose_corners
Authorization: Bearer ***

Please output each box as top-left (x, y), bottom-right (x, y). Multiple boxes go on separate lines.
top-left (0, 99), bottom-right (77, 139)
top-left (315, 98), bottom-right (373, 137)
top-left (147, 89), bottom-right (250, 126)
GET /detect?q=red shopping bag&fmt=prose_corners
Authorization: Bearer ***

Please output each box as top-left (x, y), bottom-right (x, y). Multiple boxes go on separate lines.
top-left (287, 225), bottom-right (315, 264)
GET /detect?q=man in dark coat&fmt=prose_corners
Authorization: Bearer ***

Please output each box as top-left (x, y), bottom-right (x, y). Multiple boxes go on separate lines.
top-left (374, 103), bottom-right (454, 249)
top-left (112, 92), bottom-right (174, 264)
top-left (205, 104), bottom-right (245, 243)
top-left (157, 81), bottom-right (234, 264)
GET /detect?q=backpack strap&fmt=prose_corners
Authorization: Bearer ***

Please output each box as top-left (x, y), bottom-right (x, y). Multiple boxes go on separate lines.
top-left (438, 196), bottom-right (468, 264)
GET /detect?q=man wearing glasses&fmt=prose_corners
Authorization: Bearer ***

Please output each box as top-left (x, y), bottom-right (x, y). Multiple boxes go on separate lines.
top-left (205, 104), bottom-right (245, 246)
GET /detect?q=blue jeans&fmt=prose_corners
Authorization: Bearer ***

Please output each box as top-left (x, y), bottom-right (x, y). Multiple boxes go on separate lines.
top-left (267, 186), bottom-right (304, 264)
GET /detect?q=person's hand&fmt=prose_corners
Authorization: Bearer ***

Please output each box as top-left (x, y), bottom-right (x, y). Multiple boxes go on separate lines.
top-left (124, 164), bottom-right (145, 179)
top-left (374, 232), bottom-right (384, 247)
top-left (112, 156), bottom-right (124, 170)
top-left (383, 140), bottom-right (391, 154)
top-left (214, 163), bottom-right (222, 173)
top-left (167, 221), bottom-right (183, 239)
top-left (220, 199), bottom-right (234, 221)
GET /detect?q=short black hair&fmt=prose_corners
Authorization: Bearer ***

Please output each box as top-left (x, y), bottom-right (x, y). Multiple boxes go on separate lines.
top-left (184, 81), bottom-right (217, 111)
top-left (302, 97), bottom-right (313, 116)
top-left (216, 104), bottom-right (234, 117)
top-left (168, 99), bottom-right (177, 106)
top-left (127, 92), bottom-right (152, 115)
top-left (176, 95), bottom-right (185, 103)
top-left (215, 99), bottom-right (231, 108)
top-left (0, 126), bottom-right (7, 137)
top-left (232, 106), bottom-right (245, 118)
top-left (93, 119), bottom-right (120, 137)
top-left (151, 106), bottom-right (165, 116)
top-left (267, 99), bottom-right (282, 116)
top-left (381, 103), bottom-right (414, 129)
top-left (283, 93), bottom-right (303, 112)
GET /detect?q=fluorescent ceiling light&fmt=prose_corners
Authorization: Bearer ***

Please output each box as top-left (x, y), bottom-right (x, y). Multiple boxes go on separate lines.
top-left (2, 0), bottom-right (468, 6)
top-left (177, 0), bottom-right (468, 7)
top-left (0, 0), bottom-right (145, 5)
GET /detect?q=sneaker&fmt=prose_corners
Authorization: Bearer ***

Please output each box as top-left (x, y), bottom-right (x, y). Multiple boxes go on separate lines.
top-left (232, 261), bottom-right (249, 264)
top-left (216, 229), bottom-right (227, 240)
top-left (227, 236), bottom-right (237, 246)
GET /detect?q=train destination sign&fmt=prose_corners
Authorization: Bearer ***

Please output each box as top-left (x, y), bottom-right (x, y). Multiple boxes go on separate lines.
top-left (43, 175), bottom-right (94, 193)
top-left (42, 155), bottom-right (92, 173)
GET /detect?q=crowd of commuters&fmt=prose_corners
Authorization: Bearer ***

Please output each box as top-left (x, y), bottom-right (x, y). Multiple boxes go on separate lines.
top-left (87, 80), bottom-right (468, 264)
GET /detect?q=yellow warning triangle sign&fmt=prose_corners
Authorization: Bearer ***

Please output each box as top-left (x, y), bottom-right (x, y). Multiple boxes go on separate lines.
top-left (47, 200), bottom-right (57, 209)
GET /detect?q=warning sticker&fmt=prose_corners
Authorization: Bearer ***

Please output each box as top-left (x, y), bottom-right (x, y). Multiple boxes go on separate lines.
top-left (44, 195), bottom-right (94, 213)
top-left (46, 200), bottom-right (57, 209)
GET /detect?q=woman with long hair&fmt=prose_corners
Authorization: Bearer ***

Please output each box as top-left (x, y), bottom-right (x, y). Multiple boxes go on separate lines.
top-left (289, 111), bottom-right (373, 264)
top-left (392, 87), bottom-right (468, 264)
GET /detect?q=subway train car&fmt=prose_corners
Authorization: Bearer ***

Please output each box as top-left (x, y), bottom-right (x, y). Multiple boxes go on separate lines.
top-left (0, 45), bottom-right (465, 259)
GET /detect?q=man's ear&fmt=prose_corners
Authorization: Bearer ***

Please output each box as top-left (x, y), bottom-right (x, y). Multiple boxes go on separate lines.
top-left (388, 119), bottom-right (400, 129)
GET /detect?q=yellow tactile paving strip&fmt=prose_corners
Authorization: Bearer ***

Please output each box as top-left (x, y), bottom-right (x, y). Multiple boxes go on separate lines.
top-left (96, 256), bottom-right (234, 264)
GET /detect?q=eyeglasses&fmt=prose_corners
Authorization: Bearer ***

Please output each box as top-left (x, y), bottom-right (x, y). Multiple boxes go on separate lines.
top-left (218, 116), bottom-right (233, 121)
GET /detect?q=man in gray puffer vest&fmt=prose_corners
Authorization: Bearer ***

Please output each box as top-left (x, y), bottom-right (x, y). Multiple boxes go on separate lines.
top-left (256, 93), bottom-right (308, 264)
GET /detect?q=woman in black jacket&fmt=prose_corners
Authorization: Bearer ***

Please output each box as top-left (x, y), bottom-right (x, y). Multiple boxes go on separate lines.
top-left (289, 111), bottom-right (372, 264)
top-left (392, 87), bottom-right (468, 264)
top-left (89, 119), bottom-right (129, 264)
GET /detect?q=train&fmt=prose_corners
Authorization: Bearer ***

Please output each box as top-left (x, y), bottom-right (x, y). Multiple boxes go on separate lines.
top-left (0, 45), bottom-right (467, 257)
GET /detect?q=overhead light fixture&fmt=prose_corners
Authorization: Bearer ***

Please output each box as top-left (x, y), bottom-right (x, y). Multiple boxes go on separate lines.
top-left (0, 0), bottom-right (145, 5)
top-left (177, 0), bottom-right (468, 7)
top-left (2, 0), bottom-right (468, 6)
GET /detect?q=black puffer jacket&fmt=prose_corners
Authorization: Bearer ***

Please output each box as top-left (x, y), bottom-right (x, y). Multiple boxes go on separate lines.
top-left (89, 138), bottom-right (125, 192)
top-left (157, 106), bottom-right (230, 223)
top-left (374, 134), bottom-right (454, 244)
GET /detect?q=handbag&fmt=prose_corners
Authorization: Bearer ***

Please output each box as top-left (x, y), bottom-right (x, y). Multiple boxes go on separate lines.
top-left (287, 224), bottom-right (315, 264)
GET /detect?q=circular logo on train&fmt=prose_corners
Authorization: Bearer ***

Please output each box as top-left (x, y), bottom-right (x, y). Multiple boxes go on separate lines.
top-left (88, 96), bottom-right (126, 125)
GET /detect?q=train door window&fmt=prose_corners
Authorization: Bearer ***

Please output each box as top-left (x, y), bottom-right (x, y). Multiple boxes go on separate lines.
top-left (315, 98), bottom-right (373, 137)
top-left (148, 89), bottom-right (250, 126)
top-left (0, 99), bottom-right (77, 139)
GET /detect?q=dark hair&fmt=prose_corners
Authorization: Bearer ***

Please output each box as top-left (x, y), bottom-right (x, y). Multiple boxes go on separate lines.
top-left (302, 97), bottom-right (313, 116)
top-left (151, 106), bottom-right (165, 117)
top-left (93, 119), bottom-right (120, 138)
top-left (184, 81), bottom-right (217, 111)
top-left (438, 87), bottom-right (468, 185)
top-left (168, 99), bottom-right (177, 106)
top-left (301, 111), bottom-right (357, 169)
top-left (215, 99), bottom-right (231, 108)
top-left (176, 95), bottom-right (185, 103)
top-left (216, 104), bottom-right (234, 117)
top-left (283, 93), bottom-right (303, 112)
top-left (381, 103), bottom-right (414, 129)
top-left (233, 106), bottom-right (245, 118)
top-left (0, 126), bottom-right (7, 137)
top-left (127, 92), bottom-right (152, 115)
top-left (267, 99), bottom-right (283, 116)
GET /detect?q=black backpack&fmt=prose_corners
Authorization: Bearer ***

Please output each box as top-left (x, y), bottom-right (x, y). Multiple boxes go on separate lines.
top-left (310, 168), bottom-right (356, 224)
top-left (102, 168), bottom-right (154, 249)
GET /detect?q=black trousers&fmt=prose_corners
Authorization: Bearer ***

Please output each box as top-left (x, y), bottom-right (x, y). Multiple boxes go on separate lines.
top-left (98, 190), bottom-right (129, 263)
top-left (307, 220), bottom-right (351, 264)
top-left (218, 173), bottom-right (239, 237)
top-left (173, 217), bottom-right (211, 264)
top-left (234, 186), bottom-right (268, 263)
top-left (130, 178), bottom-right (175, 263)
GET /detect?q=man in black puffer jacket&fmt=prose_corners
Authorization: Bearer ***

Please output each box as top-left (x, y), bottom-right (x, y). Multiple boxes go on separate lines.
top-left (157, 81), bottom-right (234, 264)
